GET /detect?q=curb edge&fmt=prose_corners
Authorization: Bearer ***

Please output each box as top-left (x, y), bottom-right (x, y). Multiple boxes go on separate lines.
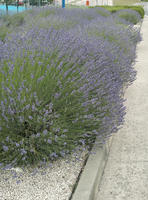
top-left (71, 136), bottom-right (114, 200)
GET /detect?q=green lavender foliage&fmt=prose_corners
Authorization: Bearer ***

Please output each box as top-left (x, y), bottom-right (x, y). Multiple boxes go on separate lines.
top-left (0, 7), bottom-right (142, 173)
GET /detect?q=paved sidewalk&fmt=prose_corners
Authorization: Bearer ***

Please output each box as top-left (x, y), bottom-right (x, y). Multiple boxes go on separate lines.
top-left (55, 0), bottom-right (112, 7)
top-left (96, 16), bottom-right (148, 200)
top-left (67, 0), bottom-right (112, 6)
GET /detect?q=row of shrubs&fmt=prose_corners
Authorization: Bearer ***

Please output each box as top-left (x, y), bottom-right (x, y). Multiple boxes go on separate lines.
top-left (0, 7), bottom-right (142, 179)
top-left (92, 5), bottom-right (145, 19)
top-left (0, 5), bottom-right (144, 41)
top-left (141, 0), bottom-right (148, 2)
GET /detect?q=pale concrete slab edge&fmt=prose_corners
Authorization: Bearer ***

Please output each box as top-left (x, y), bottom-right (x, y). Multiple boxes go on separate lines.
top-left (71, 136), bottom-right (114, 200)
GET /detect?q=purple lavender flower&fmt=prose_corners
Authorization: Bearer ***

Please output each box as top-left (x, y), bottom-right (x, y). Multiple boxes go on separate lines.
top-left (20, 149), bottom-right (27, 155)
top-left (36, 133), bottom-right (40, 137)
top-left (28, 116), bottom-right (33, 120)
top-left (50, 152), bottom-right (58, 158)
top-left (3, 145), bottom-right (9, 152)
top-left (47, 139), bottom-right (52, 144)
top-left (60, 151), bottom-right (65, 157)
top-left (43, 129), bottom-right (48, 135)
top-left (37, 76), bottom-right (44, 82)
top-left (15, 143), bottom-right (20, 147)
top-left (6, 136), bottom-right (9, 142)
top-left (25, 104), bottom-right (30, 110)
top-left (22, 157), bottom-right (26, 161)
top-left (32, 104), bottom-right (36, 111)
top-left (31, 74), bottom-right (34, 79)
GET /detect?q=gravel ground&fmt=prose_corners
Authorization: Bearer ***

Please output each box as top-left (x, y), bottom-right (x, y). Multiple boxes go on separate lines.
top-left (0, 149), bottom-right (88, 200)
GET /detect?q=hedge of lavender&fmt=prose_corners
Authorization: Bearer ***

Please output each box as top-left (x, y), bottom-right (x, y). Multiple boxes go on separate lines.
top-left (0, 7), bottom-right (141, 173)
top-left (113, 9), bottom-right (142, 24)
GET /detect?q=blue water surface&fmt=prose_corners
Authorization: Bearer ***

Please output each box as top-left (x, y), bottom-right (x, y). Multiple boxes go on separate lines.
top-left (0, 5), bottom-right (26, 15)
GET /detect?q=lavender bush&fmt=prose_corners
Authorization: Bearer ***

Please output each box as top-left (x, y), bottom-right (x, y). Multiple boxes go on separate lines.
top-left (113, 9), bottom-right (142, 25)
top-left (0, 7), bottom-right (141, 177)
top-left (0, 13), bottom-right (25, 41)
top-left (22, 7), bottom-right (111, 31)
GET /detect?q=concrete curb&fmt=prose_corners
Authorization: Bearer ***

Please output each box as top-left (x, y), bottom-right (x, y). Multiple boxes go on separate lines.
top-left (71, 136), bottom-right (114, 200)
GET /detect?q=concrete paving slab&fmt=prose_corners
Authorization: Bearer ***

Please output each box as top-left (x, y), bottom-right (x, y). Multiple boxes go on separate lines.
top-left (107, 122), bottom-right (148, 163)
top-left (96, 162), bottom-right (148, 200)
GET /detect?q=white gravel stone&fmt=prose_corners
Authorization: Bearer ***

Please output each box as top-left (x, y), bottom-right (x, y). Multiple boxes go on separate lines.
top-left (0, 149), bottom-right (88, 200)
